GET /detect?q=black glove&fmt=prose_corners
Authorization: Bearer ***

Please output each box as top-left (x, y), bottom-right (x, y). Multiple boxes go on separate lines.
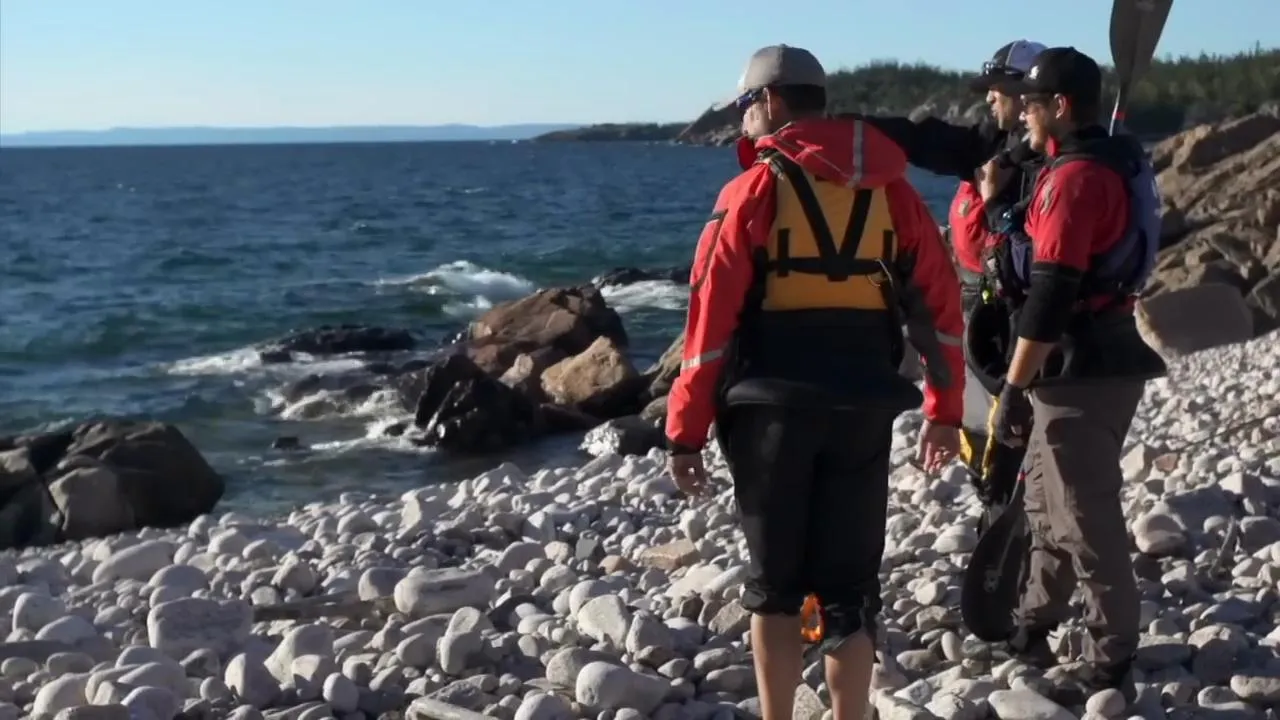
top-left (992, 383), bottom-right (1033, 447)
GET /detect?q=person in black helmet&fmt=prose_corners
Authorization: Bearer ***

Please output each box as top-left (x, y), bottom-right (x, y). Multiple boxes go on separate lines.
top-left (949, 40), bottom-right (1048, 302)
top-left (851, 41), bottom-right (1049, 277)
top-left (938, 41), bottom-right (1050, 513)
top-left (856, 41), bottom-right (1052, 531)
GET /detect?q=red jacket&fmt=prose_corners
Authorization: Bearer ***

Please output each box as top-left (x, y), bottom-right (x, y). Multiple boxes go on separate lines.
top-left (948, 180), bottom-right (995, 274)
top-left (666, 117), bottom-right (967, 450)
top-left (1016, 133), bottom-right (1134, 341)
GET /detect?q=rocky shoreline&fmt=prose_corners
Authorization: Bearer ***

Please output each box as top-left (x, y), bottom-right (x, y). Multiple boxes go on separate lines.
top-left (3, 111), bottom-right (1277, 547)
top-left (1, 109), bottom-right (1279, 720)
top-left (3, 114), bottom-right (1277, 522)
top-left (0, 326), bottom-right (1277, 720)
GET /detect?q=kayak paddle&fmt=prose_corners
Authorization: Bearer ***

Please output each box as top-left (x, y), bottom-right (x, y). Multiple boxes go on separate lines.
top-left (1108, 0), bottom-right (1174, 134)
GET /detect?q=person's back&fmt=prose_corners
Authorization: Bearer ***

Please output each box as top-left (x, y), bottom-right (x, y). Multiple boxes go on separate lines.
top-left (720, 117), bottom-right (965, 413)
top-left (663, 44), bottom-right (966, 720)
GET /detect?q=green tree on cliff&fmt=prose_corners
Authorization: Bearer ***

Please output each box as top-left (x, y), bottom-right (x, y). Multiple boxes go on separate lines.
top-left (539, 47), bottom-right (1280, 142)
top-left (825, 46), bottom-right (1280, 135)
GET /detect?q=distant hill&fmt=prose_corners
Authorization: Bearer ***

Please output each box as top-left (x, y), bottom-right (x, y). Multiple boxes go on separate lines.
top-left (533, 122), bottom-right (688, 143)
top-left (0, 123), bottom-right (582, 148)
top-left (539, 47), bottom-right (1280, 146)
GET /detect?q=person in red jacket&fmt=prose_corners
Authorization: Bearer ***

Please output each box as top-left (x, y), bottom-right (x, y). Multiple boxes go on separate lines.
top-left (983, 46), bottom-right (1167, 704)
top-left (664, 44), bottom-right (966, 720)
top-left (948, 39), bottom-right (1047, 285)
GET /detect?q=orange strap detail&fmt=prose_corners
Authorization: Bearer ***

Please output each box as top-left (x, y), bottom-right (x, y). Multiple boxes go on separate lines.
top-left (800, 594), bottom-right (824, 643)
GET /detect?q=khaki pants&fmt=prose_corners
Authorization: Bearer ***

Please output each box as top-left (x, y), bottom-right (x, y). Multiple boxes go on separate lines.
top-left (1017, 381), bottom-right (1145, 666)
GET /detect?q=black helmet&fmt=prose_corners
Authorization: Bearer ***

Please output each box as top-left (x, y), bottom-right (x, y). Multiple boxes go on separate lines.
top-left (964, 300), bottom-right (1012, 395)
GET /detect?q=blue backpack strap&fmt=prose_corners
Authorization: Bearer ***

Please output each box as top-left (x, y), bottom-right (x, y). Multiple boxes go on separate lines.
top-left (1049, 147), bottom-right (1160, 298)
top-left (1119, 156), bottom-right (1162, 294)
top-left (984, 197), bottom-right (1036, 300)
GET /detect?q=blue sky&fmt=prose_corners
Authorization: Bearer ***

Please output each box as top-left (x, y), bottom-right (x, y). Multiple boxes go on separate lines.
top-left (1, 0), bottom-right (1274, 133)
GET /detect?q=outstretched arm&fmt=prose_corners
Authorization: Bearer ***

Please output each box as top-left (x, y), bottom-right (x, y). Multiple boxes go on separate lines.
top-left (845, 113), bottom-right (1007, 180)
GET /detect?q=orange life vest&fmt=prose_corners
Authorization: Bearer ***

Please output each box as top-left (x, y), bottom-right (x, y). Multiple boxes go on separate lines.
top-left (757, 150), bottom-right (899, 312)
top-left (718, 150), bottom-right (924, 412)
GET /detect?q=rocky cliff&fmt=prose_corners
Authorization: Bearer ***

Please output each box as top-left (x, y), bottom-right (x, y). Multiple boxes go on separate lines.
top-left (1145, 111), bottom-right (1280, 330)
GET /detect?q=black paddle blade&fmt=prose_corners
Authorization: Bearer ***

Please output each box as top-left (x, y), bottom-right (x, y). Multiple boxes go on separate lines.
top-left (961, 478), bottom-right (1030, 642)
top-left (1110, 0), bottom-right (1174, 84)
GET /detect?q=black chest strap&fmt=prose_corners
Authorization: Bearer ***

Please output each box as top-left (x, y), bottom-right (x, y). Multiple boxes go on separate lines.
top-left (761, 151), bottom-right (892, 282)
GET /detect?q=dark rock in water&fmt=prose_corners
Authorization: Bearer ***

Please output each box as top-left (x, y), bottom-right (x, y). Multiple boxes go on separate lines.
top-left (341, 383), bottom-right (381, 404)
top-left (386, 362), bottom-right (441, 409)
top-left (580, 415), bottom-right (665, 458)
top-left (272, 436), bottom-right (303, 451)
top-left (0, 419), bottom-right (224, 550)
top-left (399, 358), bottom-right (433, 374)
top-left (279, 367), bottom-right (400, 406)
top-left (280, 374), bottom-right (326, 404)
top-left (259, 324), bottom-right (417, 362)
top-left (591, 265), bottom-right (691, 288)
top-left (406, 354), bottom-right (542, 454)
top-left (382, 421), bottom-right (409, 438)
top-left (374, 284), bottom-right (667, 454)
top-left (259, 348), bottom-right (293, 364)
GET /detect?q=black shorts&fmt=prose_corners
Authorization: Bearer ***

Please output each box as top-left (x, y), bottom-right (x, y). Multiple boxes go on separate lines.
top-left (718, 404), bottom-right (893, 626)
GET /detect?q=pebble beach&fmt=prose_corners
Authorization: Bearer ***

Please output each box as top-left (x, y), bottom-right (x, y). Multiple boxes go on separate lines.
top-left (2, 330), bottom-right (1279, 720)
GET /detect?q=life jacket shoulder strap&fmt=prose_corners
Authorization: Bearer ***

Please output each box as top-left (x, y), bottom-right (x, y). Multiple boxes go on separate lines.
top-left (758, 151), bottom-right (885, 282)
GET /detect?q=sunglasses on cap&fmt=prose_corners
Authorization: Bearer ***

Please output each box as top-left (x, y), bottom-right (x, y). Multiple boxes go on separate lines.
top-left (733, 88), bottom-right (765, 114)
top-left (981, 61), bottom-right (1025, 80)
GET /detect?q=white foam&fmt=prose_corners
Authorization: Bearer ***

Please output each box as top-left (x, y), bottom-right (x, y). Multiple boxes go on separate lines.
top-left (378, 260), bottom-right (692, 318)
top-left (375, 260), bottom-right (535, 319)
top-left (163, 347), bottom-right (263, 376)
top-left (301, 432), bottom-right (424, 456)
top-left (267, 386), bottom-right (404, 424)
top-left (261, 411), bottom-right (432, 460)
top-left (162, 347), bottom-right (367, 379)
top-left (600, 279), bottom-right (688, 313)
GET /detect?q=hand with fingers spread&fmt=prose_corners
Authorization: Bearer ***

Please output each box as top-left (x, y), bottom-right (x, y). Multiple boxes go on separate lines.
top-left (917, 420), bottom-right (960, 475)
top-left (667, 451), bottom-right (709, 497)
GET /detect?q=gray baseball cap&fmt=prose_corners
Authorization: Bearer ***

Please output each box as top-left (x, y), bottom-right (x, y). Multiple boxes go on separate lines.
top-left (716, 45), bottom-right (827, 110)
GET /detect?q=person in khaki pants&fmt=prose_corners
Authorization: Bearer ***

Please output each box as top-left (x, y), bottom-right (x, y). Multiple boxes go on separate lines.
top-left (979, 46), bottom-right (1168, 705)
